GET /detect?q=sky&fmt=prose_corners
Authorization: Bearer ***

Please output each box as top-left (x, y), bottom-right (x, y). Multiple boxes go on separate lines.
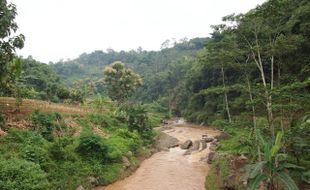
top-left (8, 0), bottom-right (266, 63)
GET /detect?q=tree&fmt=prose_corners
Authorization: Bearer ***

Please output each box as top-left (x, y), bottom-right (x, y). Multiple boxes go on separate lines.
top-left (0, 0), bottom-right (25, 87)
top-left (103, 61), bottom-right (142, 103)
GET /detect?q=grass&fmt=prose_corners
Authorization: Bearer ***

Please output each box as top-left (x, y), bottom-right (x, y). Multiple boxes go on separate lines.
top-left (0, 97), bottom-right (164, 189)
top-left (0, 97), bottom-right (89, 116)
top-left (0, 97), bottom-right (109, 116)
top-left (205, 156), bottom-right (231, 190)
top-left (0, 110), bottom-right (151, 189)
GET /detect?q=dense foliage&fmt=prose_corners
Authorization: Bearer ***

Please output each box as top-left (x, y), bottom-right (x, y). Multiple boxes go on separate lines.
top-left (0, 110), bottom-right (156, 189)
top-left (0, 0), bottom-right (309, 189)
top-left (0, 0), bottom-right (25, 87)
top-left (103, 61), bottom-right (142, 103)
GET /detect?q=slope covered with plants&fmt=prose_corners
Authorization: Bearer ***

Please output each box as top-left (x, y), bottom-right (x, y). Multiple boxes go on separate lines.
top-left (0, 0), bottom-right (309, 189)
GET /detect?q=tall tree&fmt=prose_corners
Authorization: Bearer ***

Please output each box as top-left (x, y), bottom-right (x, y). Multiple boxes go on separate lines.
top-left (0, 0), bottom-right (25, 87)
top-left (103, 61), bottom-right (142, 103)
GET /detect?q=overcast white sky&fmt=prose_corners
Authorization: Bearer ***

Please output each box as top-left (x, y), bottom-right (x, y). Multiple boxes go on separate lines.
top-left (8, 0), bottom-right (266, 63)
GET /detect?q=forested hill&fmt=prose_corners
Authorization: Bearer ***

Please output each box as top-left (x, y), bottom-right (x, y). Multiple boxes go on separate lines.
top-left (51, 37), bottom-right (209, 87)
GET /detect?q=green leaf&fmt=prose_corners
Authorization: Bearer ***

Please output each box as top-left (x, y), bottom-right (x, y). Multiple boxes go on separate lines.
top-left (249, 161), bottom-right (267, 179)
top-left (301, 170), bottom-right (310, 184)
top-left (282, 163), bottom-right (305, 170)
top-left (247, 173), bottom-right (266, 190)
top-left (277, 171), bottom-right (299, 190)
top-left (271, 131), bottom-right (283, 157)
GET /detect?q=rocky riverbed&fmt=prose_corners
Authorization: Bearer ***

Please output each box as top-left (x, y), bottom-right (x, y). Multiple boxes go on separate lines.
top-left (95, 120), bottom-right (220, 190)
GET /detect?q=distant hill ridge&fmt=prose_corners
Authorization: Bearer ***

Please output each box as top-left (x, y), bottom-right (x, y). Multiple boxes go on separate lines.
top-left (50, 37), bottom-right (210, 86)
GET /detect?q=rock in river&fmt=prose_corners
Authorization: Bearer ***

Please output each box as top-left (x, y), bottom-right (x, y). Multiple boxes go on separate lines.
top-left (202, 137), bottom-right (214, 143)
top-left (180, 140), bottom-right (193, 149)
top-left (189, 140), bottom-right (200, 151)
top-left (207, 152), bottom-right (218, 164)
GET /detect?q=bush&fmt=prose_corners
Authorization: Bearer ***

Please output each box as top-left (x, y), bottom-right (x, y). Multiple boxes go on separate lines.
top-left (76, 133), bottom-right (109, 162)
top-left (49, 137), bottom-right (78, 162)
top-left (30, 110), bottom-right (67, 141)
top-left (87, 113), bottom-right (120, 128)
top-left (3, 128), bottom-right (46, 145)
top-left (0, 158), bottom-right (50, 190)
top-left (30, 110), bottom-right (56, 141)
top-left (37, 91), bottom-right (48, 100)
top-left (116, 103), bottom-right (155, 144)
top-left (205, 155), bottom-right (232, 190)
top-left (21, 145), bottom-right (50, 167)
top-left (115, 128), bottom-right (143, 153)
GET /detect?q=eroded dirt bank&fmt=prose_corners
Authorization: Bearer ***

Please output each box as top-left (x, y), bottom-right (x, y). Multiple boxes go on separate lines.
top-left (97, 121), bottom-right (220, 190)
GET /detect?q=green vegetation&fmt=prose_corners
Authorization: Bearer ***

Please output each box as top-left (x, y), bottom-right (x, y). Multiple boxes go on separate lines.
top-left (104, 61), bottom-right (142, 103)
top-left (205, 156), bottom-right (231, 190)
top-left (0, 0), bottom-right (309, 189)
top-left (0, 158), bottom-right (50, 190)
top-left (0, 0), bottom-right (25, 88)
top-left (0, 110), bottom-right (156, 189)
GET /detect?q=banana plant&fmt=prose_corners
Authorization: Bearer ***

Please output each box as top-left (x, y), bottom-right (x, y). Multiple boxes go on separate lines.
top-left (244, 131), bottom-right (301, 190)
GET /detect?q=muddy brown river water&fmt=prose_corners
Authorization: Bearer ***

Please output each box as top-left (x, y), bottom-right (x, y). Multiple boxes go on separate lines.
top-left (96, 122), bottom-right (219, 190)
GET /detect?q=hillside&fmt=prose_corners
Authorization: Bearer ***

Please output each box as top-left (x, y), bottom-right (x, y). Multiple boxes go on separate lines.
top-left (1, 0), bottom-right (310, 189)
top-left (51, 38), bottom-right (209, 100)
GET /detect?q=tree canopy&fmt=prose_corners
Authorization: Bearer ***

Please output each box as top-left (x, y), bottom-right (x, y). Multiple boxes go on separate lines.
top-left (103, 61), bottom-right (142, 103)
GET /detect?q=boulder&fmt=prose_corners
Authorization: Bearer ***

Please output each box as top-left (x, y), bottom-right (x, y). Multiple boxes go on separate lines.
top-left (180, 140), bottom-right (193, 149)
top-left (155, 132), bottom-right (179, 151)
top-left (211, 138), bottom-right (219, 144)
top-left (209, 144), bottom-right (218, 151)
top-left (122, 156), bottom-right (131, 168)
top-left (203, 137), bottom-right (214, 143)
top-left (207, 152), bottom-right (218, 164)
top-left (189, 140), bottom-right (200, 151)
top-left (200, 140), bottom-right (207, 151)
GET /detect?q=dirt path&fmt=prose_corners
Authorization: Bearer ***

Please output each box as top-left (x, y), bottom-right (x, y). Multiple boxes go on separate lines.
top-left (98, 122), bottom-right (219, 190)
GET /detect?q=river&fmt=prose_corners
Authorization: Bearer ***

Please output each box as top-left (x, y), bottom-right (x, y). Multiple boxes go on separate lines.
top-left (96, 121), bottom-right (219, 190)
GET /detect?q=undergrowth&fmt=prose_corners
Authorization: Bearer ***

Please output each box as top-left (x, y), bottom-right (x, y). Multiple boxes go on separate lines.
top-left (0, 108), bottom-right (162, 190)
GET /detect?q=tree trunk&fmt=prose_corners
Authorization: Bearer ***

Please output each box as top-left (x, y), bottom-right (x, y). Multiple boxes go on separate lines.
top-left (246, 73), bottom-right (262, 162)
top-left (278, 60), bottom-right (284, 132)
top-left (221, 63), bottom-right (232, 123)
top-left (271, 56), bottom-right (274, 90)
top-left (253, 32), bottom-right (274, 139)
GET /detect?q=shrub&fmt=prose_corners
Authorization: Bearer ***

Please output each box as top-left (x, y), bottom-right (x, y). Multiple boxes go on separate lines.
top-left (0, 158), bottom-right (50, 190)
top-left (30, 110), bottom-right (56, 141)
top-left (76, 133), bottom-right (109, 162)
top-left (3, 128), bottom-right (45, 145)
top-left (49, 137), bottom-right (77, 162)
top-left (21, 145), bottom-right (50, 167)
top-left (87, 113), bottom-right (120, 128)
top-left (116, 103), bottom-right (155, 144)
top-left (30, 110), bottom-right (67, 141)
top-left (115, 128), bottom-right (143, 153)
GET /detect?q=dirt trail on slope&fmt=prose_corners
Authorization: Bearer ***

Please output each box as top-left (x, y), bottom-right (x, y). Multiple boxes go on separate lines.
top-left (99, 121), bottom-right (220, 190)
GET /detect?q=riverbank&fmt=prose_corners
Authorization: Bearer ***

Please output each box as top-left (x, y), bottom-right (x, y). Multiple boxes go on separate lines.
top-left (96, 121), bottom-right (220, 190)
